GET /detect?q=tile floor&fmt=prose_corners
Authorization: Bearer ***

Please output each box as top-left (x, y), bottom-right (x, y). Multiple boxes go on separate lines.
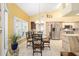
top-left (19, 40), bottom-right (62, 56)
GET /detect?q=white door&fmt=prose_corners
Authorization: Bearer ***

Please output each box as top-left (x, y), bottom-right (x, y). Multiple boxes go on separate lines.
top-left (4, 11), bottom-right (8, 55)
top-left (1, 3), bottom-right (8, 56)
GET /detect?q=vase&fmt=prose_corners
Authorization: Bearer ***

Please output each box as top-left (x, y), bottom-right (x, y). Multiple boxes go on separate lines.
top-left (11, 42), bottom-right (18, 50)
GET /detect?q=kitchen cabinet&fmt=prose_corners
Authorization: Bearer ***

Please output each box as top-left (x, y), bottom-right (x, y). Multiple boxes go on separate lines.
top-left (62, 34), bottom-right (79, 52)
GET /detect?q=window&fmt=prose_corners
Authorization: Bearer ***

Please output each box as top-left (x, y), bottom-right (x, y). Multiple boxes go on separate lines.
top-left (14, 17), bottom-right (28, 38)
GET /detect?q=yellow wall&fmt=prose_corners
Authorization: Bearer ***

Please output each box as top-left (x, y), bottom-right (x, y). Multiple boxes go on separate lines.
top-left (7, 3), bottom-right (30, 38)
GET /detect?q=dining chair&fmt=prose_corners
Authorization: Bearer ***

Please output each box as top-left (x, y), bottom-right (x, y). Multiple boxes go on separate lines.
top-left (26, 31), bottom-right (32, 47)
top-left (32, 33), bottom-right (43, 56)
top-left (43, 34), bottom-right (50, 48)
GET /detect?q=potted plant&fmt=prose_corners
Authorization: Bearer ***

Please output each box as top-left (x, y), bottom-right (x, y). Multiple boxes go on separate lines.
top-left (11, 35), bottom-right (19, 50)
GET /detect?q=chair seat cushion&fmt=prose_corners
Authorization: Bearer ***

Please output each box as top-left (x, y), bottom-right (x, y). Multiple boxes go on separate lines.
top-left (34, 44), bottom-right (42, 48)
top-left (43, 39), bottom-right (50, 43)
top-left (27, 39), bottom-right (32, 42)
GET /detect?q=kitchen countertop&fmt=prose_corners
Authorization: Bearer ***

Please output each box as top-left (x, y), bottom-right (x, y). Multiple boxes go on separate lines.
top-left (62, 34), bottom-right (79, 36)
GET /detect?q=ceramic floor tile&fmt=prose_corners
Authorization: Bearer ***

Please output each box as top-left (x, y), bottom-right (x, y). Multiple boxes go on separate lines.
top-left (18, 40), bottom-right (62, 56)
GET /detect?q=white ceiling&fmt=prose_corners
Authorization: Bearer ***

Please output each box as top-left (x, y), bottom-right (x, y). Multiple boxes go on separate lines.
top-left (16, 3), bottom-right (59, 16)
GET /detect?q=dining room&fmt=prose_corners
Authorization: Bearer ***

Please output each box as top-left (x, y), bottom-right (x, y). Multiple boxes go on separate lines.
top-left (1, 3), bottom-right (79, 56)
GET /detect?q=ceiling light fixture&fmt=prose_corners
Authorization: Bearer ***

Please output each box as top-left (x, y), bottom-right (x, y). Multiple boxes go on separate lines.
top-left (46, 14), bottom-right (52, 18)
